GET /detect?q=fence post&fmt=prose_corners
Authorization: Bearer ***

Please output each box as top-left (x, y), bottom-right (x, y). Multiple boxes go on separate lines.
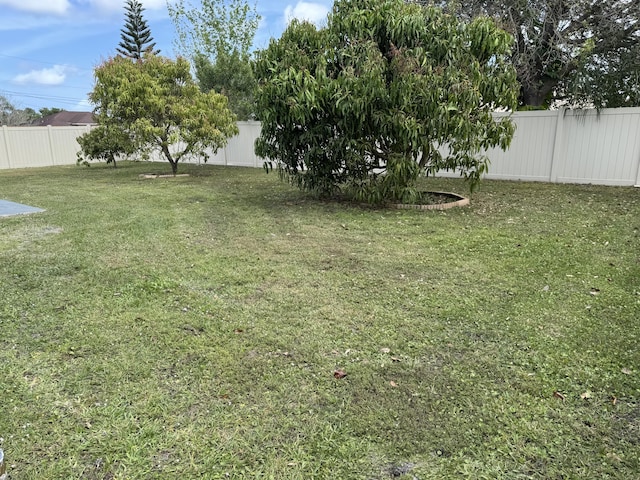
top-left (47, 125), bottom-right (57, 166)
top-left (549, 108), bottom-right (565, 183)
top-left (2, 126), bottom-right (12, 169)
top-left (635, 148), bottom-right (640, 188)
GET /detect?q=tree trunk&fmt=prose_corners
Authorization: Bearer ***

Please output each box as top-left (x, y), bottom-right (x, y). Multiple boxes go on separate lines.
top-left (520, 76), bottom-right (558, 108)
top-left (161, 143), bottom-right (179, 175)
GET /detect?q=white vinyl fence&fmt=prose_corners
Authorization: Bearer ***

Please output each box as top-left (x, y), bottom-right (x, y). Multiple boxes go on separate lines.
top-left (477, 107), bottom-right (640, 186)
top-left (0, 124), bottom-right (92, 169)
top-left (138, 121), bottom-right (264, 168)
top-left (1, 110), bottom-right (640, 186)
top-left (0, 122), bottom-right (264, 171)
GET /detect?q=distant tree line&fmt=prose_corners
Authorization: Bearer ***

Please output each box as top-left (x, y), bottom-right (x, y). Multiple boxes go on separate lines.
top-left (0, 96), bottom-right (63, 126)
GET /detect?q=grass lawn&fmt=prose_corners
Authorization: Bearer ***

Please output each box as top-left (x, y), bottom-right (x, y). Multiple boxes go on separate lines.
top-left (0, 161), bottom-right (639, 479)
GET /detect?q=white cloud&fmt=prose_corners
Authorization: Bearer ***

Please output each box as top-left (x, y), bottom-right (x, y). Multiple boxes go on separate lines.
top-left (75, 98), bottom-right (92, 111)
top-left (13, 65), bottom-right (69, 85)
top-left (284, 1), bottom-right (329, 26)
top-left (0, 0), bottom-right (70, 15)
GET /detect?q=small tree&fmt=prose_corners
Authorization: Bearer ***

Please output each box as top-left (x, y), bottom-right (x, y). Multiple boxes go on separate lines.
top-left (254, 0), bottom-right (519, 203)
top-left (117, 0), bottom-right (160, 60)
top-left (76, 124), bottom-right (136, 168)
top-left (168, 0), bottom-right (260, 119)
top-left (84, 55), bottom-right (238, 174)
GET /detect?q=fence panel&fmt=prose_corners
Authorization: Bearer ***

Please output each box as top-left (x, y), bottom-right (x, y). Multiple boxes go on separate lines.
top-left (2, 126), bottom-right (53, 168)
top-left (484, 111), bottom-right (558, 182)
top-left (554, 108), bottom-right (640, 186)
top-left (224, 122), bottom-right (263, 167)
top-left (49, 126), bottom-right (91, 166)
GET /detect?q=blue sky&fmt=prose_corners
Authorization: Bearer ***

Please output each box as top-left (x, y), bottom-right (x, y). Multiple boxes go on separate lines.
top-left (0, 0), bottom-right (333, 112)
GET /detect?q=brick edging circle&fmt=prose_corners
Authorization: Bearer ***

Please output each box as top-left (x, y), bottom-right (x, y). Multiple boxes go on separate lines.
top-left (393, 191), bottom-right (470, 211)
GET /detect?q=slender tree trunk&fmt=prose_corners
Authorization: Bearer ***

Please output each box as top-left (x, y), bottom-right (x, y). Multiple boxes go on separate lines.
top-left (161, 143), bottom-right (179, 175)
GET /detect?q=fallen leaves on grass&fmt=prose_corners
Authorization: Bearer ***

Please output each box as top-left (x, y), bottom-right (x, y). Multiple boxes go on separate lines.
top-left (580, 391), bottom-right (592, 400)
top-left (553, 391), bottom-right (565, 401)
top-left (333, 369), bottom-right (347, 379)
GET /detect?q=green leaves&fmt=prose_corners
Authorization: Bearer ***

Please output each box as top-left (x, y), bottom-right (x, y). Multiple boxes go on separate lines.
top-left (255, 0), bottom-right (519, 203)
top-left (168, 1), bottom-right (260, 120)
top-left (85, 55), bottom-right (238, 174)
top-left (76, 124), bottom-right (136, 167)
top-left (168, 0), bottom-right (260, 61)
top-left (443, 0), bottom-right (640, 108)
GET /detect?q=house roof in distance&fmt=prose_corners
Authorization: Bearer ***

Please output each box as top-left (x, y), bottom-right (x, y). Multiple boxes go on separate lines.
top-left (33, 111), bottom-right (96, 126)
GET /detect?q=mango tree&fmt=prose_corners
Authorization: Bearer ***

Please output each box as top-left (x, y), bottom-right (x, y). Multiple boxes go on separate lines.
top-left (83, 55), bottom-right (238, 174)
top-left (254, 0), bottom-right (519, 204)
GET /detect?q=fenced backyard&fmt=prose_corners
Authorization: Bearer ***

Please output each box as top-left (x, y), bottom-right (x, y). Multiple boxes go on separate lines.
top-left (2, 108), bottom-right (640, 186)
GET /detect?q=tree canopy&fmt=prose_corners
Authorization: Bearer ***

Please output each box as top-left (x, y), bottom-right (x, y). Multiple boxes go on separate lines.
top-left (193, 51), bottom-right (257, 120)
top-left (81, 55), bottom-right (238, 174)
top-left (168, 0), bottom-right (259, 61)
top-left (254, 0), bottom-right (519, 204)
top-left (414, 0), bottom-right (640, 108)
top-left (168, 0), bottom-right (260, 120)
top-left (117, 0), bottom-right (160, 60)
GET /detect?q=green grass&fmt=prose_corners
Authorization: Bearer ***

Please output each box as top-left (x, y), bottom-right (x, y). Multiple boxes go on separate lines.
top-left (1, 161), bottom-right (639, 479)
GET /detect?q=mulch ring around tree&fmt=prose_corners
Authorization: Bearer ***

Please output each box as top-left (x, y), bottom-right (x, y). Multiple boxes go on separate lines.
top-left (393, 191), bottom-right (469, 210)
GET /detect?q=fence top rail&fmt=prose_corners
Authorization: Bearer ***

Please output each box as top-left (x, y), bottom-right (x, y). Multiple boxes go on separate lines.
top-left (505, 106), bottom-right (640, 118)
top-left (1, 125), bottom-right (91, 131)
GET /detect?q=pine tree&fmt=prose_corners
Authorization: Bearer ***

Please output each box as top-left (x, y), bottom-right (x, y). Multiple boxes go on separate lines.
top-left (117, 0), bottom-right (160, 60)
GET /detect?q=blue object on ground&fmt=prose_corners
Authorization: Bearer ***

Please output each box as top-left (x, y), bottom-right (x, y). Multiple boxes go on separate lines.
top-left (0, 200), bottom-right (45, 217)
